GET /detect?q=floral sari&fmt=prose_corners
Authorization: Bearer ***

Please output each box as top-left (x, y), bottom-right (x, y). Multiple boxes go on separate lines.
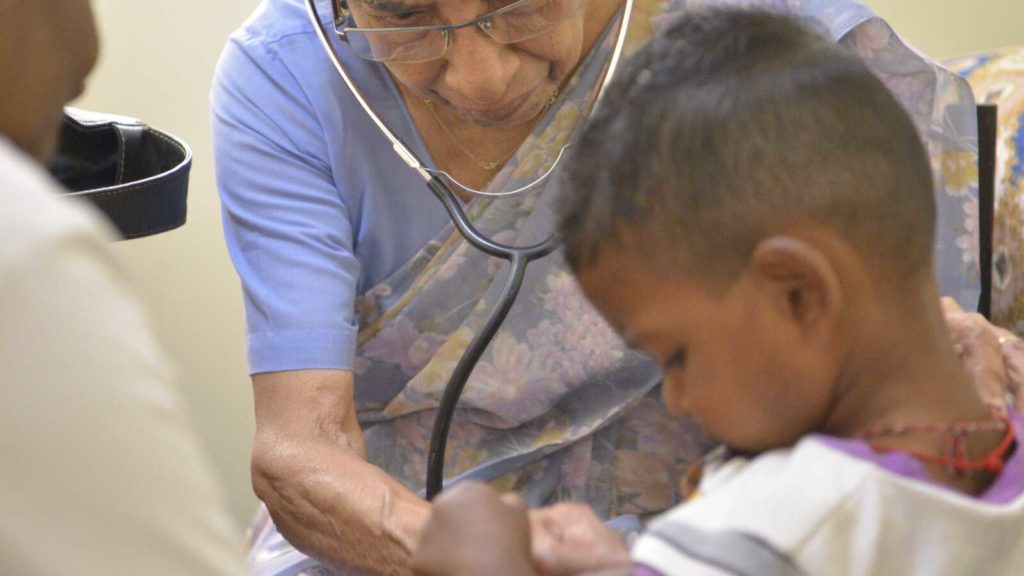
top-left (249, 1), bottom-right (979, 574)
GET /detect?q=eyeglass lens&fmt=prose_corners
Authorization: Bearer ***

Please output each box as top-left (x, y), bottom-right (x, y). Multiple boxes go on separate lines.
top-left (341, 0), bottom-right (583, 63)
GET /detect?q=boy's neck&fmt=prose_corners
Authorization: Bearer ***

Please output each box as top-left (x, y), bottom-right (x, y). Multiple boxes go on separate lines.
top-left (822, 277), bottom-right (1003, 493)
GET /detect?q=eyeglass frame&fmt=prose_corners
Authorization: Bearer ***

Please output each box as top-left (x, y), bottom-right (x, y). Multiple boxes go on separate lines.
top-left (330, 0), bottom-right (578, 62)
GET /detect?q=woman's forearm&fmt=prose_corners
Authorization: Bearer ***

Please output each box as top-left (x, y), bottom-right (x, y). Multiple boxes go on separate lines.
top-left (253, 434), bottom-right (429, 573)
top-left (252, 369), bottom-right (430, 575)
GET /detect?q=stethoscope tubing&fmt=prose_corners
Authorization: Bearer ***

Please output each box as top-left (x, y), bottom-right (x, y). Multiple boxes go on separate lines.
top-left (304, 0), bottom-right (633, 500)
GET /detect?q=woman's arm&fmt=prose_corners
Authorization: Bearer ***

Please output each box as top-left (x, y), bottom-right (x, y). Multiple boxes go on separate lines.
top-left (252, 369), bottom-right (431, 574)
top-left (213, 23), bottom-right (433, 574)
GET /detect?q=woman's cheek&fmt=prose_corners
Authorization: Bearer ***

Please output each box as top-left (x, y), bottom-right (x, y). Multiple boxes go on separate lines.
top-left (386, 61), bottom-right (446, 97)
top-left (533, 27), bottom-right (584, 81)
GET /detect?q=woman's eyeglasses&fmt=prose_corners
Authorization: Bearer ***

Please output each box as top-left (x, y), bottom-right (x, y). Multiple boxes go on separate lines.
top-left (333, 0), bottom-right (584, 64)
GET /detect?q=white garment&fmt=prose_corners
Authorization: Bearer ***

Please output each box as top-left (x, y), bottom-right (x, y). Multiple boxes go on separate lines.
top-left (633, 438), bottom-right (1024, 576)
top-left (0, 137), bottom-right (246, 575)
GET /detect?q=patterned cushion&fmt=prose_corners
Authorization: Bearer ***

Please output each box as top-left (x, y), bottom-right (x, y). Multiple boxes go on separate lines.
top-left (947, 48), bottom-right (1024, 333)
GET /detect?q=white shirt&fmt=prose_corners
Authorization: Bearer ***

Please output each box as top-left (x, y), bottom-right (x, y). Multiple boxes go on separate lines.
top-left (0, 137), bottom-right (246, 575)
top-left (632, 434), bottom-right (1024, 576)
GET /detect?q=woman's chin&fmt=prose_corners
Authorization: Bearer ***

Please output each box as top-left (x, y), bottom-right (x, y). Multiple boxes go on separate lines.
top-left (459, 89), bottom-right (552, 128)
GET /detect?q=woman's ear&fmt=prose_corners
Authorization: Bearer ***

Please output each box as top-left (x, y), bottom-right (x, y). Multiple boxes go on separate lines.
top-left (749, 235), bottom-right (843, 344)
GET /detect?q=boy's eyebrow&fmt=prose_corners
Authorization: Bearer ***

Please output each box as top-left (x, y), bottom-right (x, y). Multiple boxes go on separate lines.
top-left (356, 0), bottom-right (434, 13)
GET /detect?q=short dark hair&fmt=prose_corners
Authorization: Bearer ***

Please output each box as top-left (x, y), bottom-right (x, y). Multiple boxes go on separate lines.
top-left (557, 8), bottom-right (935, 283)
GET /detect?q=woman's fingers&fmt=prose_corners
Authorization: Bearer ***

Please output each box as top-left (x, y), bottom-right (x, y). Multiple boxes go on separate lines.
top-left (500, 491), bottom-right (529, 510)
top-left (941, 297), bottom-right (1016, 413)
top-left (940, 296), bottom-right (964, 315)
top-left (995, 329), bottom-right (1024, 412)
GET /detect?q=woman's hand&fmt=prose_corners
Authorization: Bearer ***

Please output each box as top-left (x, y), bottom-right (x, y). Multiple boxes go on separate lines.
top-left (942, 297), bottom-right (1024, 413)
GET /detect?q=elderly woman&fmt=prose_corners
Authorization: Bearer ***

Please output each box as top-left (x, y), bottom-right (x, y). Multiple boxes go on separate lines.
top-left (211, 0), bottom-right (1014, 574)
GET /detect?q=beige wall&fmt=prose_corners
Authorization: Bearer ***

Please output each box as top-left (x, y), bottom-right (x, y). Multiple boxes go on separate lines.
top-left (76, 0), bottom-right (1024, 533)
top-left (77, 0), bottom-right (261, 535)
top-left (870, 0), bottom-right (1024, 60)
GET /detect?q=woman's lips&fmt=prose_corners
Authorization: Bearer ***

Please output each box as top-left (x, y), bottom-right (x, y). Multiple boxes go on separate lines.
top-left (455, 84), bottom-right (539, 123)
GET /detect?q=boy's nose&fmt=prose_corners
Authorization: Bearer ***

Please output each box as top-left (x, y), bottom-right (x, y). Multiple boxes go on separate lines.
top-left (441, 26), bottom-right (520, 105)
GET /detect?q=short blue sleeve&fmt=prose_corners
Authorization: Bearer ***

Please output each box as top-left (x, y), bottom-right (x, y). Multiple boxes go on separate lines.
top-left (212, 29), bottom-right (361, 374)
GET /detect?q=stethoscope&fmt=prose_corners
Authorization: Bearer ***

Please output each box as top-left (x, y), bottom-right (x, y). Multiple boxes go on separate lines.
top-left (304, 0), bottom-right (634, 500)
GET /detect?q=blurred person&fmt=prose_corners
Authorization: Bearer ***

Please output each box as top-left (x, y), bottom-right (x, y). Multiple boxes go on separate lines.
top-left (0, 1), bottom-right (246, 574)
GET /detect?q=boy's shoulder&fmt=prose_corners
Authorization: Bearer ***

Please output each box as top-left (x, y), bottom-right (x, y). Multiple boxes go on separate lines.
top-left (632, 437), bottom-right (1024, 576)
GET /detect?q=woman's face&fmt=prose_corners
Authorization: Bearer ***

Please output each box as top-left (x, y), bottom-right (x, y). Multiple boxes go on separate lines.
top-left (347, 0), bottom-right (587, 127)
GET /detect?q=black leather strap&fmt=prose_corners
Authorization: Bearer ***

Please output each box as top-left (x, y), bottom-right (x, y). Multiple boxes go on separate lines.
top-left (977, 104), bottom-right (997, 318)
top-left (49, 108), bottom-right (192, 240)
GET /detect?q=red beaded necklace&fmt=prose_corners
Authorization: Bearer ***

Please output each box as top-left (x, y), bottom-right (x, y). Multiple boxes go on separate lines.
top-left (861, 416), bottom-right (1016, 476)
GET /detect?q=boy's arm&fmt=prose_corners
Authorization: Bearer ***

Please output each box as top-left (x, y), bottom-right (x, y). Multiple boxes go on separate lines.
top-left (412, 483), bottom-right (537, 576)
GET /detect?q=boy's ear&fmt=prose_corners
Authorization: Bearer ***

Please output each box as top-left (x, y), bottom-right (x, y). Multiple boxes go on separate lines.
top-left (749, 236), bottom-right (843, 341)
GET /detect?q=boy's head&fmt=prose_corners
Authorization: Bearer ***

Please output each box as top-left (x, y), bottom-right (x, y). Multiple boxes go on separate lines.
top-left (558, 9), bottom-right (937, 451)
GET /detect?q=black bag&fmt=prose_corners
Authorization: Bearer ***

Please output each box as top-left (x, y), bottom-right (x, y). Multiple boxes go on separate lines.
top-left (48, 107), bottom-right (192, 240)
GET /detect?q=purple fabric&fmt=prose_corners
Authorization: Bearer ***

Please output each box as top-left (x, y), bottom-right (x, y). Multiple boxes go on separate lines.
top-left (633, 565), bottom-right (665, 576)
top-left (815, 410), bottom-right (1024, 504)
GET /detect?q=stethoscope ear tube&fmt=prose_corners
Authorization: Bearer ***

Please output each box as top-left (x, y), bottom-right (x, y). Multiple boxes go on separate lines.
top-left (305, 0), bottom-right (431, 181)
top-left (305, 0), bottom-right (633, 499)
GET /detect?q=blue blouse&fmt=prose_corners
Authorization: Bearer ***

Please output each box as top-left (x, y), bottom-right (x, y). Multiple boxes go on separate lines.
top-left (212, 0), bottom-right (453, 374)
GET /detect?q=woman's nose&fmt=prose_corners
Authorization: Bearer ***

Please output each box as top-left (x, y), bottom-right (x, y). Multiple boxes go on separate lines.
top-left (442, 26), bottom-right (520, 104)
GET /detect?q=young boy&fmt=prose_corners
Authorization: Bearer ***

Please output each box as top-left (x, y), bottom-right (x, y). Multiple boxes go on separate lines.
top-left (411, 8), bottom-right (1024, 576)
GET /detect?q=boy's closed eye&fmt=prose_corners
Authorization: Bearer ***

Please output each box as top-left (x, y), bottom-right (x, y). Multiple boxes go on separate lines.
top-left (625, 337), bottom-right (687, 372)
top-left (664, 348), bottom-right (687, 370)
top-left (634, 346), bottom-right (687, 371)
